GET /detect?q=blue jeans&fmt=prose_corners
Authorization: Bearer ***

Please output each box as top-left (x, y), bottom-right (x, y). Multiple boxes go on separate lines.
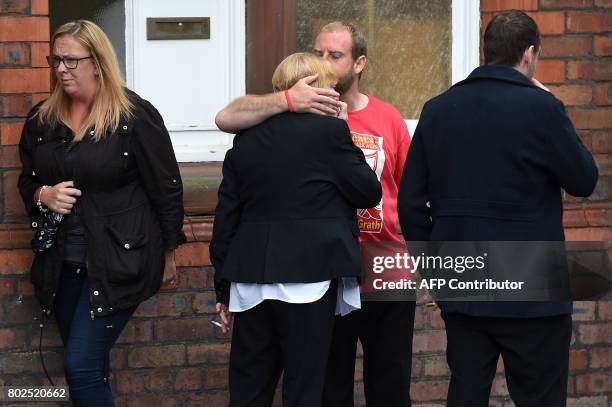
top-left (54, 263), bottom-right (136, 407)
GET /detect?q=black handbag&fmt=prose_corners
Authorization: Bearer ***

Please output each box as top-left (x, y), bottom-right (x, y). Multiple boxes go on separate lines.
top-left (31, 209), bottom-right (64, 254)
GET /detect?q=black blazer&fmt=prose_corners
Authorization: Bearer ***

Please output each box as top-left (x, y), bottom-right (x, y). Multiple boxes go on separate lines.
top-left (18, 90), bottom-right (186, 316)
top-left (398, 65), bottom-right (598, 317)
top-left (210, 112), bottom-right (382, 304)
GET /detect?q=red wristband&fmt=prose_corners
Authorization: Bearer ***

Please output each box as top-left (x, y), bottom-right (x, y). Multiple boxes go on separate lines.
top-left (284, 89), bottom-right (295, 112)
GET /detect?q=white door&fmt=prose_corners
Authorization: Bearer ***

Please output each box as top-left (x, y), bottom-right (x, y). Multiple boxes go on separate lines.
top-left (126, 0), bottom-right (245, 162)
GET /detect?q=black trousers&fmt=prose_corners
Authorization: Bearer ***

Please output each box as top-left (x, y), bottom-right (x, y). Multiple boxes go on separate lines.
top-left (229, 281), bottom-right (337, 407)
top-left (442, 312), bottom-right (572, 407)
top-left (322, 301), bottom-right (416, 407)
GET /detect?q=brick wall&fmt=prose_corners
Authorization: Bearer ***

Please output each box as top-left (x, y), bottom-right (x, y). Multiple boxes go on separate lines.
top-left (0, 0), bottom-right (610, 406)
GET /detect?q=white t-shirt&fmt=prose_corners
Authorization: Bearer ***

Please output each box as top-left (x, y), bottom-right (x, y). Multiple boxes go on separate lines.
top-left (229, 277), bottom-right (360, 316)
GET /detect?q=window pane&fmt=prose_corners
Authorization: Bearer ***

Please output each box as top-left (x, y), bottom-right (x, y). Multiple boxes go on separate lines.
top-left (297, 0), bottom-right (452, 119)
top-left (50, 0), bottom-right (126, 79)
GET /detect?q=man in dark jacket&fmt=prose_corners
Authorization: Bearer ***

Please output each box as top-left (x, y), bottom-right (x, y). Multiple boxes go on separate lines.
top-left (397, 10), bottom-right (598, 407)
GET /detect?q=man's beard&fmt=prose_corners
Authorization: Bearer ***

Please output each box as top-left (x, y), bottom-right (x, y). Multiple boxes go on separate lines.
top-left (335, 71), bottom-right (355, 95)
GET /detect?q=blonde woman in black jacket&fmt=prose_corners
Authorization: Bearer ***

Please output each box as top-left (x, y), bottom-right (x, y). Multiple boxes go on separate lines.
top-left (17, 20), bottom-right (185, 406)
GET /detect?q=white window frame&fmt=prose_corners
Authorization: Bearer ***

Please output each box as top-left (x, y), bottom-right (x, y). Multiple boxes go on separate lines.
top-left (406, 0), bottom-right (480, 137)
top-left (124, 0), bottom-right (245, 162)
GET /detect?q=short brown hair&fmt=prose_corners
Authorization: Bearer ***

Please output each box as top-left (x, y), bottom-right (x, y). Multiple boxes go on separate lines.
top-left (320, 21), bottom-right (367, 61)
top-left (272, 52), bottom-right (338, 91)
top-left (484, 10), bottom-right (541, 66)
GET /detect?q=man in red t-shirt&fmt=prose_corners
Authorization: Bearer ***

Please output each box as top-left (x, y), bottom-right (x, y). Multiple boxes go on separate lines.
top-left (216, 22), bottom-right (415, 407)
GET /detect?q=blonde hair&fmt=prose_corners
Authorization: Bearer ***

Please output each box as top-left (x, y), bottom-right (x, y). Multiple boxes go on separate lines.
top-left (271, 52), bottom-right (337, 91)
top-left (35, 20), bottom-right (133, 141)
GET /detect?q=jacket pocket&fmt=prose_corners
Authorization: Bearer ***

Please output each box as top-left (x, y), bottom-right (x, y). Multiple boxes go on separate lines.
top-left (104, 224), bottom-right (149, 283)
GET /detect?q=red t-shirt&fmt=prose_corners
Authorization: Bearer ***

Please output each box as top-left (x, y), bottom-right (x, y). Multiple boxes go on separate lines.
top-left (348, 96), bottom-right (413, 293)
top-left (347, 95), bottom-right (411, 243)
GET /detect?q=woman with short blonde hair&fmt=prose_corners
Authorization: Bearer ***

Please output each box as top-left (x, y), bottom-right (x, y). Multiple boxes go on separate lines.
top-left (211, 52), bottom-right (379, 406)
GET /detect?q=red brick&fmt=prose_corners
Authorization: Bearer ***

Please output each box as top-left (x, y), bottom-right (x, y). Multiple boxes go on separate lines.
top-left (177, 267), bottom-right (210, 289)
top-left (573, 301), bottom-right (597, 319)
top-left (31, 0), bottom-right (48, 15)
top-left (564, 209), bottom-right (588, 227)
top-left (0, 250), bottom-right (32, 275)
top-left (569, 60), bottom-right (612, 80)
top-left (549, 84), bottom-right (593, 105)
top-left (535, 59), bottom-right (565, 84)
top-left (127, 344), bottom-right (185, 368)
top-left (413, 330), bottom-right (447, 353)
top-left (0, 42), bottom-right (29, 65)
top-left (186, 392), bottom-right (228, 407)
top-left (154, 318), bottom-right (215, 342)
top-left (0, 68), bottom-right (50, 93)
top-left (566, 397), bottom-right (609, 407)
top-left (481, 0), bottom-right (538, 12)
top-left (175, 367), bottom-right (201, 390)
top-left (115, 320), bottom-right (153, 344)
top-left (570, 348), bottom-right (588, 370)
top-left (3, 296), bottom-right (39, 323)
top-left (565, 226), bottom-right (612, 240)
top-left (30, 42), bottom-right (49, 67)
top-left (192, 291), bottom-right (216, 314)
top-left (17, 279), bottom-right (34, 297)
top-left (423, 355), bottom-right (450, 377)
top-left (410, 379), bottom-right (449, 402)
top-left (187, 342), bottom-right (231, 365)
top-left (541, 0), bottom-right (593, 8)
top-left (430, 308), bottom-right (445, 328)
top-left (414, 305), bottom-right (428, 329)
top-left (109, 346), bottom-right (126, 368)
top-left (595, 83), bottom-right (612, 105)
top-left (146, 369), bottom-right (173, 391)
top-left (0, 145), bottom-right (20, 167)
top-left (599, 300), bottom-right (612, 319)
top-left (4, 170), bottom-right (27, 218)
top-left (123, 395), bottom-right (183, 407)
top-left (577, 322), bottom-right (612, 344)
top-left (590, 131), bottom-right (612, 153)
top-left (0, 17), bottom-right (49, 41)
top-left (0, 94), bottom-right (30, 117)
top-left (585, 207), bottom-right (612, 225)
top-left (0, 327), bottom-right (26, 349)
top-left (575, 372), bottom-right (612, 394)
top-left (0, 279), bottom-right (15, 297)
top-left (1, 121), bottom-right (24, 145)
top-left (0, 0), bottom-right (28, 14)
top-left (491, 375), bottom-right (509, 396)
top-left (526, 12), bottom-right (566, 35)
top-left (595, 0), bottom-right (612, 5)
top-left (190, 219), bottom-right (213, 241)
top-left (567, 11), bottom-right (612, 32)
top-left (134, 293), bottom-right (191, 317)
top-left (0, 350), bottom-right (62, 374)
top-left (175, 242), bottom-right (210, 267)
top-left (203, 367), bottom-right (228, 389)
top-left (114, 370), bottom-right (145, 394)
top-left (30, 93), bottom-right (48, 106)
top-left (589, 347), bottom-right (612, 368)
top-left (568, 108), bottom-right (612, 129)
top-left (541, 35), bottom-right (592, 57)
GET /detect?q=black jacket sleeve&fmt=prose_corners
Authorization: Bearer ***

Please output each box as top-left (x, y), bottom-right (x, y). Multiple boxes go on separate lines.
top-left (209, 147), bottom-right (242, 305)
top-left (543, 98), bottom-right (598, 197)
top-left (329, 119), bottom-right (382, 209)
top-left (17, 109), bottom-right (43, 220)
top-left (131, 98), bottom-right (186, 251)
top-left (397, 110), bottom-right (433, 242)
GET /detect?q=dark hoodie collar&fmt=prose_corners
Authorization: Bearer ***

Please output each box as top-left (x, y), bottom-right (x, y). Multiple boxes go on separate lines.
top-left (452, 64), bottom-right (538, 90)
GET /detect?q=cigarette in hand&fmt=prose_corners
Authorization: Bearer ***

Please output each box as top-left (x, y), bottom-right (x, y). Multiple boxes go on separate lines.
top-left (211, 320), bottom-right (224, 328)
